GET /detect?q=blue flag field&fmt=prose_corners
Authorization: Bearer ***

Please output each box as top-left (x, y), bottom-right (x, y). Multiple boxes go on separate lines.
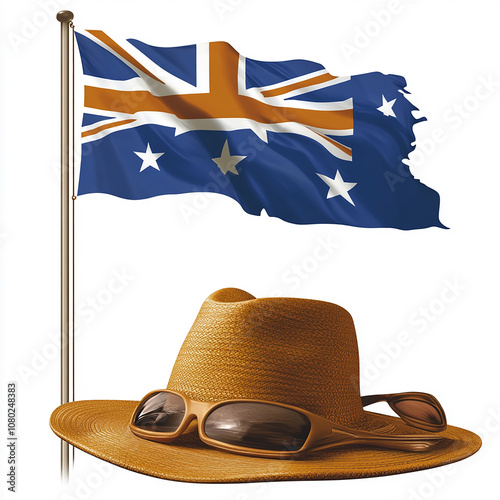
top-left (76, 30), bottom-right (444, 230)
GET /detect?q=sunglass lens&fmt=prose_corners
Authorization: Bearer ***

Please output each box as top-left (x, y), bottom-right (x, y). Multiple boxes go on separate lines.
top-left (133, 392), bottom-right (186, 432)
top-left (393, 399), bottom-right (444, 425)
top-left (204, 402), bottom-right (311, 452)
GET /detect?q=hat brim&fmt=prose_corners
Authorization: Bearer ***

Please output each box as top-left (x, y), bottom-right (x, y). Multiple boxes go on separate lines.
top-left (50, 400), bottom-right (481, 482)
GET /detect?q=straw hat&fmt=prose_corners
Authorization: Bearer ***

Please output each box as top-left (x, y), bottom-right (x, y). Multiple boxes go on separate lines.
top-left (50, 288), bottom-right (481, 482)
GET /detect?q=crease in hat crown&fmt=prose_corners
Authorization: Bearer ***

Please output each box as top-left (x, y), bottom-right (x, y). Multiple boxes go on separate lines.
top-left (166, 287), bottom-right (366, 428)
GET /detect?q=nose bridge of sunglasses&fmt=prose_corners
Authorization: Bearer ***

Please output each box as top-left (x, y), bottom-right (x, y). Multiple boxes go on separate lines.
top-left (181, 418), bottom-right (199, 435)
top-left (186, 399), bottom-right (214, 413)
top-left (180, 399), bottom-right (227, 439)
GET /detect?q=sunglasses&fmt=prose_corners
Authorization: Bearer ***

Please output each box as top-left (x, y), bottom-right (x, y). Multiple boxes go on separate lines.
top-left (129, 390), bottom-right (447, 458)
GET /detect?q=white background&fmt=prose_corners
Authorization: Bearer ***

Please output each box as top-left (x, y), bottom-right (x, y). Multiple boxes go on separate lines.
top-left (1, 0), bottom-right (499, 499)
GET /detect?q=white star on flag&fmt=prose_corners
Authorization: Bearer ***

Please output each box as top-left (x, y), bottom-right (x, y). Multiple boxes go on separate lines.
top-left (317, 171), bottom-right (357, 206)
top-left (377, 95), bottom-right (397, 117)
top-left (134, 143), bottom-right (165, 172)
top-left (212, 140), bottom-right (247, 175)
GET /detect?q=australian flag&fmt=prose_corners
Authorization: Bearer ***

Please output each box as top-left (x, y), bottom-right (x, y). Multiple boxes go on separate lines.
top-left (75, 30), bottom-right (444, 230)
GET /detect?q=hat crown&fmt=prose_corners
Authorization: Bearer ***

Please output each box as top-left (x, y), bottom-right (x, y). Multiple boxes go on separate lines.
top-left (167, 288), bottom-right (364, 427)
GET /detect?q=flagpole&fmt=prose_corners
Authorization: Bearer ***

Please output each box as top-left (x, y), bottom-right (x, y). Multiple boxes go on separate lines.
top-left (57, 9), bottom-right (74, 481)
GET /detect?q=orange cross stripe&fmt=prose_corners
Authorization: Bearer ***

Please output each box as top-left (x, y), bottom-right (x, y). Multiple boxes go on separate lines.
top-left (84, 40), bottom-right (353, 154)
top-left (261, 73), bottom-right (338, 98)
top-left (81, 118), bottom-right (136, 138)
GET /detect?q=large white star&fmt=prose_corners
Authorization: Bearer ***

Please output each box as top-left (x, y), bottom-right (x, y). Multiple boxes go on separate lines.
top-left (212, 140), bottom-right (246, 175)
top-left (317, 171), bottom-right (357, 206)
top-left (134, 143), bottom-right (165, 172)
top-left (377, 95), bottom-right (397, 117)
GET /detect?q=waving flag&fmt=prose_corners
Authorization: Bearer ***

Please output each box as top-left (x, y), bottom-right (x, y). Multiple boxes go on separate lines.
top-left (75, 30), bottom-right (444, 229)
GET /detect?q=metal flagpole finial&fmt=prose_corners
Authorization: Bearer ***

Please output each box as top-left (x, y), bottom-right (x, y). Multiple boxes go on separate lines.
top-left (56, 10), bottom-right (74, 23)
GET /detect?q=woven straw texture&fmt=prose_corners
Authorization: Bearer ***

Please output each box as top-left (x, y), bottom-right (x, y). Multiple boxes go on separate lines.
top-left (50, 288), bottom-right (481, 482)
top-left (168, 288), bottom-right (368, 428)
